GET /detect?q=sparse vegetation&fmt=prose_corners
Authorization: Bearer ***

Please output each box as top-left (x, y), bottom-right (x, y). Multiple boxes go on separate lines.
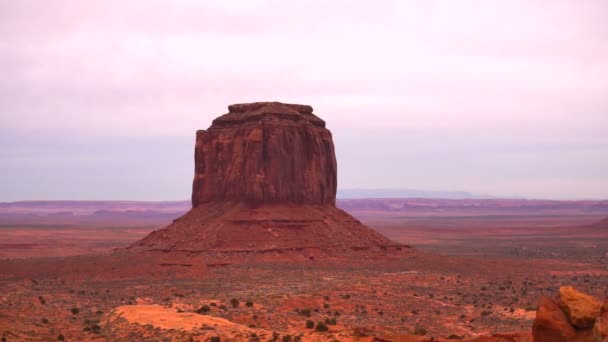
top-left (230, 298), bottom-right (239, 308)
top-left (196, 305), bottom-right (210, 314)
top-left (305, 320), bottom-right (314, 329)
top-left (315, 321), bottom-right (329, 332)
top-left (413, 327), bottom-right (427, 336)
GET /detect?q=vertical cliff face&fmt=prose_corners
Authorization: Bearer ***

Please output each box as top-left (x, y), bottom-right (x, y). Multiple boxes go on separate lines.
top-left (191, 102), bottom-right (337, 207)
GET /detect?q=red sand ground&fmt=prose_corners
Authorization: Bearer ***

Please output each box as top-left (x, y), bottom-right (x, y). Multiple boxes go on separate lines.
top-left (0, 200), bottom-right (607, 341)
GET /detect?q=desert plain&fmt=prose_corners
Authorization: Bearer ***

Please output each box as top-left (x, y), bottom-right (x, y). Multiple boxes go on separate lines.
top-left (1, 198), bottom-right (607, 341)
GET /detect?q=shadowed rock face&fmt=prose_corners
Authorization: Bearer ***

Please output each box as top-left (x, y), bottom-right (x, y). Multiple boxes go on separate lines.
top-left (192, 102), bottom-right (337, 207)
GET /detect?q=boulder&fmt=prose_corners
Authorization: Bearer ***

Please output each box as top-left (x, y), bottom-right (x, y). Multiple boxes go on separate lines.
top-left (558, 286), bottom-right (602, 328)
top-left (532, 296), bottom-right (576, 342)
top-left (593, 299), bottom-right (608, 342)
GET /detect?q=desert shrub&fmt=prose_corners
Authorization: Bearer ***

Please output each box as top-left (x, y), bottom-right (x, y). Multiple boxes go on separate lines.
top-left (299, 309), bottom-right (311, 317)
top-left (196, 305), bottom-right (210, 314)
top-left (305, 320), bottom-right (314, 329)
top-left (481, 310), bottom-right (492, 316)
top-left (210, 337), bottom-right (221, 342)
top-left (42, 318), bottom-right (49, 324)
top-left (325, 317), bottom-right (337, 325)
top-left (315, 321), bottom-right (329, 332)
top-left (230, 298), bottom-right (239, 308)
top-left (90, 323), bottom-right (101, 334)
top-left (57, 335), bottom-right (65, 341)
top-left (323, 295), bottom-right (330, 301)
top-left (246, 301), bottom-right (253, 307)
top-left (71, 307), bottom-right (79, 315)
top-left (38, 296), bottom-right (46, 305)
top-left (323, 303), bottom-right (329, 309)
top-left (413, 327), bottom-right (427, 336)
top-left (282, 335), bottom-right (292, 342)
top-left (448, 334), bottom-right (463, 340)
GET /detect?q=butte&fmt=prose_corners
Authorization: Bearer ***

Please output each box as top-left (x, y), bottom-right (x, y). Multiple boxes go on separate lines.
top-left (127, 102), bottom-right (405, 262)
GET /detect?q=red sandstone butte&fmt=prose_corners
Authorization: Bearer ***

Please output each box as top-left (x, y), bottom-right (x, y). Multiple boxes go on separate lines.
top-left (129, 102), bottom-right (402, 257)
top-left (192, 102), bottom-right (336, 207)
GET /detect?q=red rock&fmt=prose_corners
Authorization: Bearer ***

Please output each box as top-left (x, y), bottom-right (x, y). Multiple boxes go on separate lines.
top-left (558, 286), bottom-right (602, 329)
top-left (594, 299), bottom-right (608, 341)
top-left (532, 296), bottom-right (576, 342)
top-left (192, 102), bottom-right (336, 207)
top-left (129, 102), bottom-right (401, 258)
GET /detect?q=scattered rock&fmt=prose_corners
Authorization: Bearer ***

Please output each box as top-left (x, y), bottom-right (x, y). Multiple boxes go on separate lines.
top-left (558, 286), bottom-right (602, 328)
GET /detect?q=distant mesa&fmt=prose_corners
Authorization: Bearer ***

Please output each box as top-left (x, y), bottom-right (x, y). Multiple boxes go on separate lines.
top-left (590, 217), bottom-right (608, 229)
top-left (129, 102), bottom-right (404, 259)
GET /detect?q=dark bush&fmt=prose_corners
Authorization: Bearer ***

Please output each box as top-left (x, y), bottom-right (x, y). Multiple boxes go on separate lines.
top-left (305, 320), bottom-right (314, 329)
top-left (315, 321), bottom-right (329, 332)
top-left (196, 305), bottom-right (210, 314)
top-left (230, 298), bottom-right (239, 308)
top-left (299, 309), bottom-right (311, 317)
top-left (413, 327), bottom-right (427, 336)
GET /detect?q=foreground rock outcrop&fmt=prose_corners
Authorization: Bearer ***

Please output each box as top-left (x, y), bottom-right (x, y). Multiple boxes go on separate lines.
top-left (533, 286), bottom-right (607, 342)
top-left (129, 102), bottom-right (402, 259)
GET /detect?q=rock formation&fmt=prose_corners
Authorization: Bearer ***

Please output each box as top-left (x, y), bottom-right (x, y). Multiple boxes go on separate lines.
top-left (129, 102), bottom-right (402, 259)
top-left (192, 102), bottom-right (336, 207)
top-left (533, 286), bottom-right (607, 342)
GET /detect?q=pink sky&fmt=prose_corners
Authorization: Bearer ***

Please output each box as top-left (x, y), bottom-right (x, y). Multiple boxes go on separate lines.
top-left (1, 0), bottom-right (607, 200)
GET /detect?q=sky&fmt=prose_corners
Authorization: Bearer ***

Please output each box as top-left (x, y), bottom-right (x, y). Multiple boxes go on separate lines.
top-left (1, 0), bottom-right (607, 201)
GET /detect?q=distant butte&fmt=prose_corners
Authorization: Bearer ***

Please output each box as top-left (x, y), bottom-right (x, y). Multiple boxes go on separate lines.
top-left (128, 102), bottom-right (405, 260)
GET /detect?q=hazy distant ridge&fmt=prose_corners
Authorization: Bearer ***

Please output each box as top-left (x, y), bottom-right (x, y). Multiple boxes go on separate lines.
top-left (337, 188), bottom-right (494, 199)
